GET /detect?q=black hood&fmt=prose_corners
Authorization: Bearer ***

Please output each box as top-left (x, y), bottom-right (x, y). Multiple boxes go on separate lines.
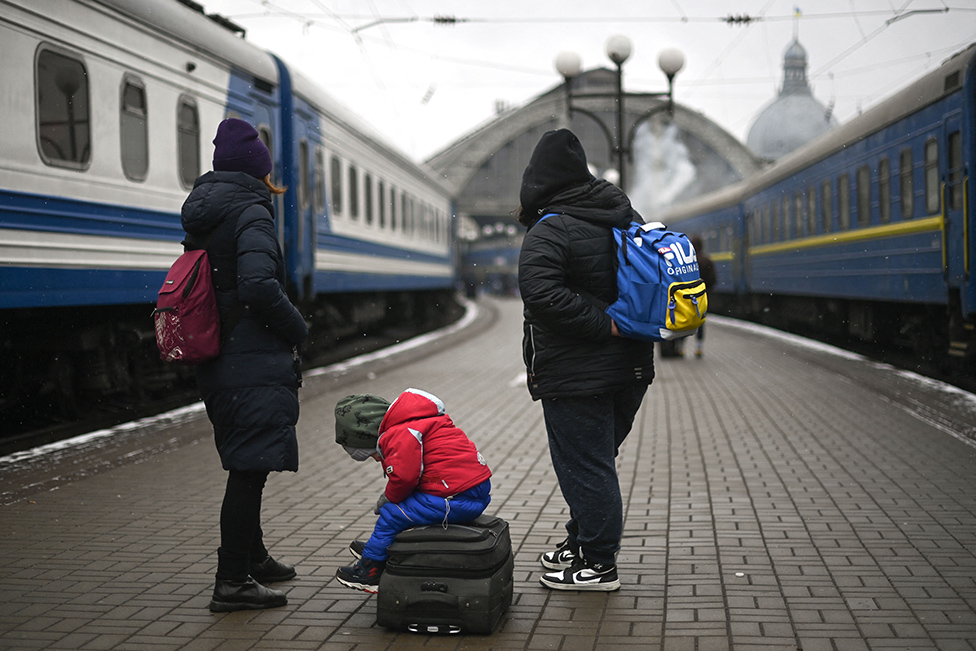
top-left (520, 129), bottom-right (594, 215)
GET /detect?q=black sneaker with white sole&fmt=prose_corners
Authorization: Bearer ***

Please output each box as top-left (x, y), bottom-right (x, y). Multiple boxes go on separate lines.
top-left (335, 557), bottom-right (385, 593)
top-left (348, 540), bottom-right (366, 560)
top-left (539, 557), bottom-right (620, 591)
top-left (540, 538), bottom-right (578, 570)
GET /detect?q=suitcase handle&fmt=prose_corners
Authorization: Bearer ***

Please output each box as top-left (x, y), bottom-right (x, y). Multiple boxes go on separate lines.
top-left (406, 591), bottom-right (459, 609)
top-left (421, 581), bottom-right (449, 593)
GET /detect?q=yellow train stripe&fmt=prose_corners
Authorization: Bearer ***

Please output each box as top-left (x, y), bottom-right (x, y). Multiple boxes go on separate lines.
top-left (748, 215), bottom-right (944, 256)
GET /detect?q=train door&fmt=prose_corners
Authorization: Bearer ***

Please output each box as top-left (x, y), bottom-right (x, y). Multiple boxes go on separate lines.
top-left (271, 56), bottom-right (314, 302)
top-left (944, 112), bottom-right (965, 288)
top-left (292, 116), bottom-right (317, 301)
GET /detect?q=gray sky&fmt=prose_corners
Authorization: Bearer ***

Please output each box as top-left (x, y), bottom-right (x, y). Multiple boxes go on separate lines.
top-left (202, 0), bottom-right (976, 161)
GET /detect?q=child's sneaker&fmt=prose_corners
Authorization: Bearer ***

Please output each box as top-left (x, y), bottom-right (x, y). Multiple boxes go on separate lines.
top-left (335, 557), bottom-right (385, 593)
top-left (539, 557), bottom-right (620, 591)
top-left (540, 538), bottom-right (577, 570)
top-left (348, 540), bottom-right (366, 560)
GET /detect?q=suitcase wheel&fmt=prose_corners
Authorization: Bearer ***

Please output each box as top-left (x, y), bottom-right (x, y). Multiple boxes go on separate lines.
top-left (408, 623), bottom-right (462, 634)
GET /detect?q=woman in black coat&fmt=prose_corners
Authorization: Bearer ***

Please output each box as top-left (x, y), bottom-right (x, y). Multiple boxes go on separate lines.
top-left (181, 119), bottom-right (308, 612)
top-left (517, 129), bottom-right (655, 592)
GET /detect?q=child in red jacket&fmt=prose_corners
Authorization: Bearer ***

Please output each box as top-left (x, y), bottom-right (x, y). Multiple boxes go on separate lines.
top-left (333, 388), bottom-right (492, 593)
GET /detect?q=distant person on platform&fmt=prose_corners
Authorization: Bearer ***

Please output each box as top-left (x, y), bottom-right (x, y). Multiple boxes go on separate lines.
top-left (516, 129), bottom-right (655, 591)
top-left (182, 118), bottom-right (308, 612)
top-left (690, 235), bottom-right (716, 358)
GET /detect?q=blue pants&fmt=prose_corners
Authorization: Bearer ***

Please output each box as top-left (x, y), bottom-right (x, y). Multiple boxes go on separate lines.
top-left (542, 384), bottom-right (646, 566)
top-left (362, 480), bottom-right (492, 562)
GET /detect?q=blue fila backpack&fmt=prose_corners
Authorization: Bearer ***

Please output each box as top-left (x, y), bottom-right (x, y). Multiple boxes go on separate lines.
top-left (606, 221), bottom-right (708, 342)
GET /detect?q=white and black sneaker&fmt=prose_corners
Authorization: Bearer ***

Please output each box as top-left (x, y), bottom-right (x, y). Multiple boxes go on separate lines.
top-left (539, 557), bottom-right (620, 591)
top-left (540, 538), bottom-right (578, 570)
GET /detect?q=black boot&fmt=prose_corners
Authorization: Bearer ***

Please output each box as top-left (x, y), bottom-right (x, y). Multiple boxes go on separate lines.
top-left (209, 577), bottom-right (287, 612)
top-left (249, 555), bottom-right (297, 584)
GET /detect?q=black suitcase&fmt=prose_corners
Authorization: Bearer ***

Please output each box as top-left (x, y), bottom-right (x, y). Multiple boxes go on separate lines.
top-left (376, 514), bottom-right (514, 634)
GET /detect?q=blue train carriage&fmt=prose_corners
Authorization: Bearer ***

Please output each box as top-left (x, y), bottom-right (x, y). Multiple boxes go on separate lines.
top-left (0, 0), bottom-right (282, 412)
top-left (659, 41), bottom-right (976, 364)
top-left (275, 62), bottom-right (457, 337)
top-left (659, 182), bottom-right (747, 313)
top-left (740, 42), bottom-right (975, 359)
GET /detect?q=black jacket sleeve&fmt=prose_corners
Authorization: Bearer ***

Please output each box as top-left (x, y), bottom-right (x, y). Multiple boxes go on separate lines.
top-left (235, 204), bottom-right (308, 346)
top-left (518, 218), bottom-right (613, 341)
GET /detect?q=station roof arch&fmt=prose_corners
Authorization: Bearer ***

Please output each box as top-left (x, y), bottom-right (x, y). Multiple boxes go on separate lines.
top-left (427, 68), bottom-right (762, 226)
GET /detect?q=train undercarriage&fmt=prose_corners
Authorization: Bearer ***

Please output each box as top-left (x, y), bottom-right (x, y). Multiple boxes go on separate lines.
top-left (0, 289), bottom-right (462, 446)
top-left (716, 291), bottom-right (976, 381)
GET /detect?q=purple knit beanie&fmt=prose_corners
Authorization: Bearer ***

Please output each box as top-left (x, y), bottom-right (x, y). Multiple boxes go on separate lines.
top-left (212, 118), bottom-right (272, 179)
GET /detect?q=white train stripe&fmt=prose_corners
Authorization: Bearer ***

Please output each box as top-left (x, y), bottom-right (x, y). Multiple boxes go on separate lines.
top-left (0, 229), bottom-right (182, 269)
top-left (0, 228), bottom-right (453, 276)
top-left (315, 250), bottom-right (453, 277)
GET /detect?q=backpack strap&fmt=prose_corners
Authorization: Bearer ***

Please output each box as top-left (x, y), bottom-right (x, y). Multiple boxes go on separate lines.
top-left (182, 218), bottom-right (246, 345)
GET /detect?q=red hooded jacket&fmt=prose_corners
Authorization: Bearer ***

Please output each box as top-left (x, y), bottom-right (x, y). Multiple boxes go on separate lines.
top-left (377, 388), bottom-right (492, 502)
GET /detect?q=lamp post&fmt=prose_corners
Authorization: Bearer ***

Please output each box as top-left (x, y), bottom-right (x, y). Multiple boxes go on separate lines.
top-left (556, 36), bottom-right (685, 191)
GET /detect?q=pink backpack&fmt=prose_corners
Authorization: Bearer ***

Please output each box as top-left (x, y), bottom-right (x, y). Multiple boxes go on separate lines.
top-left (153, 248), bottom-right (220, 363)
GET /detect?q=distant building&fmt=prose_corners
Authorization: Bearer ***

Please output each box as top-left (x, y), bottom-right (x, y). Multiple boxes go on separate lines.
top-left (426, 66), bottom-right (762, 296)
top-left (746, 38), bottom-right (838, 161)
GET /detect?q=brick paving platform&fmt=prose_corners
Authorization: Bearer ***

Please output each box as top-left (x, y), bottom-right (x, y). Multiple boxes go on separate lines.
top-left (2, 296), bottom-right (976, 651)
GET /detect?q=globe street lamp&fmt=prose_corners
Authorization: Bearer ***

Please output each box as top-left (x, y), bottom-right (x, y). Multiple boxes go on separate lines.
top-left (555, 36), bottom-right (685, 191)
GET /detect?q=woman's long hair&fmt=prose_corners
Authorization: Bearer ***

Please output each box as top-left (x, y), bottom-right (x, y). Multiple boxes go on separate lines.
top-left (263, 175), bottom-right (287, 195)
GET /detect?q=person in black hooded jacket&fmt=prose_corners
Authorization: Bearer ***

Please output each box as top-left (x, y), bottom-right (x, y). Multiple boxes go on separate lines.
top-left (517, 129), bottom-right (654, 592)
top-left (181, 118), bottom-right (308, 612)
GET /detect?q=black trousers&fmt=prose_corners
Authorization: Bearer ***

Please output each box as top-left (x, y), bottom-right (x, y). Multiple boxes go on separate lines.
top-left (216, 470), bottom-right (270, 581)
top-left (541, 384), bottom-right (647, 566)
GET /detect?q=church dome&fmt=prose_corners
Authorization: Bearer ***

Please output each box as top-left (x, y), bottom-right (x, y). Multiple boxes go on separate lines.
top-left (746, 38), bottom-right (837, 160)
top-left (784, 40), bottom-right (807, 64)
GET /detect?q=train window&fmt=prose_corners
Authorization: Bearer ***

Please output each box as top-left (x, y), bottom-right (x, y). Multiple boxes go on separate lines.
top-left (821, 180), bottom-right (833, 233)
top-left (37, 48), bottom-right (91, 168)
top-left (298, 139), bottom-right (310, 211)
top-left (389, 186), bottom-right (398, 230)
top-left (400, 193), bottom-right (408, 232)
top-left (120, 77), bottom-right (148, 181)
top-left (838, 174), bottom-right (851, 229)
top-left (856, 165), bottom-right (870, 227)
top-left (781, 197), bottom-right (791, 240)
top-left (924, 138), bottom-right (939, 214)
top-left (313, 148), bottom-right (325, 213)
top-left (878, 157), bottom-right (891, 223)
top-left (771, 202), bottom-right (780, 241)
top-left (348, 165), bottom-right (359, 220)
top-left (794, 193), bottom-right (804, 237)
top-left (948, 131), bottom-right (963, 210)
top-left (807, 189), bottom-right (817, 234)
top-left (257, 126), bottom-right (274, 179)
top-left (378, 180), bottom-right (386, 227)
top-left (900, 148), bottom-right (914, 219)
top-left (177, 97), bottom-right (199, 188)
top-left (330, 155), bottom-right (343, 215)
top-left (762, 204), bottom-right (770, 243)
top-left (364, 173), bottom-right (374, 225)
